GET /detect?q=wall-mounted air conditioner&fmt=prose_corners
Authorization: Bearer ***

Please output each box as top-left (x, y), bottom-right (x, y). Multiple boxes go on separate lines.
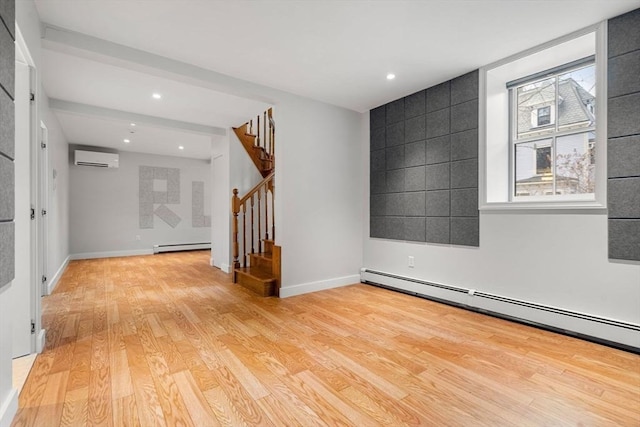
top-left (74, 150), bottom-right (119, 168)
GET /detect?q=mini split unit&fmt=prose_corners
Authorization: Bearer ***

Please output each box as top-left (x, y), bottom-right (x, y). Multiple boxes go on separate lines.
top-left (74, 150), bottom-right (119, 168)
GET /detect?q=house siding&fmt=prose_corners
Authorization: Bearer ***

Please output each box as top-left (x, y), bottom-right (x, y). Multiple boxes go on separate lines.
top-left (608, 7), bottom-right (640, 261)
top-left (369, 70), bottom-right (479, 246)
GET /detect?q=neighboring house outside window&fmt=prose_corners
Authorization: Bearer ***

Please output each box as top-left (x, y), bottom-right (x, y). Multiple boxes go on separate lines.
top-left (511, 60), bottom-right (596, 198)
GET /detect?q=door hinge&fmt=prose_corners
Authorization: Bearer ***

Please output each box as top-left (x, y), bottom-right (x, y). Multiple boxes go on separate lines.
top-left (41, 275), bottom-right (47, 283)
top-left (31, 321), bottom-right (36, 334)
top-left (30, 92), bottom-right (35, 102)
top-left (41, 209), bottom-right (47, 216)
top-left (30, 208), bottom-right (35, 220)
top-left (41, 141), bottom-right (47, 149)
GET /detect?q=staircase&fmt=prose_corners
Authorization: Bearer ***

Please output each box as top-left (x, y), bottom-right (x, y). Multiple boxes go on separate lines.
top-left (231, 108), bottom-right (281, 297)
top-left (234, 239), bottom-right (281, 297)
top-left (232, 109), bottom-right (274, 178)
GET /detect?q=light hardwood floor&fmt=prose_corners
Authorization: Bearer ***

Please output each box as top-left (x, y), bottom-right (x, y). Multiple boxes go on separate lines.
top-left (11, 251), bottom-right (640, 426)
top-left (13, 354), bottom-right (37, 392)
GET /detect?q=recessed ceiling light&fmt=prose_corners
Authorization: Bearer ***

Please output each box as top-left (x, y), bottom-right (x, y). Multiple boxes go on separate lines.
top-left (123, 139), bottom-right (130, 143)
top-left (386, 73), bottom-right (396, 80)
top-left (130, 123), bottom-right (136, 126)
top-left (178, 145), bottom-right (184, 150)
top-left (152, 93), bottom-right (162, 99)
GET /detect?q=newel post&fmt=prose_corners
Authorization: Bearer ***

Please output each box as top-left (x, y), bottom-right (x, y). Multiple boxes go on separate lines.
top-left (232, 188), bottom-right (240, 273)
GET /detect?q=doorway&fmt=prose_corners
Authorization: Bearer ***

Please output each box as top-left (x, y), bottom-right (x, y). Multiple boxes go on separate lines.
top-left (12, 32), bottom-right (33, 359)
top-left (11, 26), bottom-right (46, 393)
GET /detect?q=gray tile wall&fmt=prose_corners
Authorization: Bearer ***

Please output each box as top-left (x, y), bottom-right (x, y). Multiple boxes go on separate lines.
top-left (0, 0), bottom-right (14, 288)
top-left (608, 8), bottom-right (640, 261)
top-left (370, 70), bottom-right (479, 246)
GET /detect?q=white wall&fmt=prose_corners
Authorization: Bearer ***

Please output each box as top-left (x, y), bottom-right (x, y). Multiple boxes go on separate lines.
top-left (0, 286), bottom-right (16, 427)
top-left (276, 97), bottom-right (364, 296)
top-left (1, 2), bottom-right (64, 425)
top-left (362, 110), bottom-right (640, 344)
top-left (69, 150), bottom-right (211, 257)
top-left (219, 97), bottom-right (365, 296)
top-left (211, 134), bottom-right (231, 271)
top-left (229, 129), bottom-right (263, 199)
top-left (15, 0), bottom-right (70, 294)
top-left (42, 98), bottom-right (69, 284)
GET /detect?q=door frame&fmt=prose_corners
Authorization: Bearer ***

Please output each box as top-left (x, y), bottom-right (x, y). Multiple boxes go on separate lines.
top-left (15, 25), bottom-right (45, 354)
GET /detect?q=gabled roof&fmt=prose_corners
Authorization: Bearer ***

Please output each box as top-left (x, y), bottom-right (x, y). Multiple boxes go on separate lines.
top-left (517, 78), bottom-right (595, 134)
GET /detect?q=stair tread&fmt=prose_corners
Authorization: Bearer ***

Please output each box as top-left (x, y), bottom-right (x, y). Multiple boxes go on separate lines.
top-left (235, 267), bottom-right (276, 282)
top-left (250, 252), bottom-right (272, 259)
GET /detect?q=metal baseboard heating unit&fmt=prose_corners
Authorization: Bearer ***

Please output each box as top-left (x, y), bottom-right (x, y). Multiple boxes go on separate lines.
top-left (153, 242), bottom-right (211, 254)
top-left (360, 268), bottom-right (640, 353)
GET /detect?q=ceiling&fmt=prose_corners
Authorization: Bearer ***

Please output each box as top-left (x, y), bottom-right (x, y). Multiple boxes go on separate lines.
top-left (33, 0), bottom-right (640, 160)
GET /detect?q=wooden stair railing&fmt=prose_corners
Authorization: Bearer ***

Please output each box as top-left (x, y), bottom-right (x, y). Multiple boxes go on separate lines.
top-left (232, 108), bottom-right (275, 178)
top-left (232, 172), bottom-right (280, 296)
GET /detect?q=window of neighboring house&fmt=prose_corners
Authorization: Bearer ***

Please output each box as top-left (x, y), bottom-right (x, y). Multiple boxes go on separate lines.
top-left (536, 106), bottom-right (552, 126)
top-left (510, 59), bottom-right (596, 199)
top-left (535, 145), bottom-right (552, 174)
top-left (481, 25), bottom-right (606, 210)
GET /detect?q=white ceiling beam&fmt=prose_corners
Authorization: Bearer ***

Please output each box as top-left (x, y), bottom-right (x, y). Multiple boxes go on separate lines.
top-left (49, 98), bottom-right (225, 136)
top-left (42, 24), bottom-right (282, 106)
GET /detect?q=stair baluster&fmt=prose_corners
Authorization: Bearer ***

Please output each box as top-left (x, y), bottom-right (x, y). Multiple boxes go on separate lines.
top-left (257, 188), bottom-right (262, 253)
top-left (268, 108), bottom-right (275, 160)
top-left (264, 185), bottom-right (269, 241)
top-left (232, 189), bottom-right (240, 272)
top-left (271, 180), bottom-right (275, 240)
top-left (242, 203), bottom-right (246, 267)
top-left (250, 194), bottom-right (255, 256)
top-left (256, 114), bottom-right (261, 148)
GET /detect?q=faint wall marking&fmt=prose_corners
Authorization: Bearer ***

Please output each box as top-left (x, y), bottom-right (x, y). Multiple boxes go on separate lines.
top-left (192, 181), bottom-right (211, 228)
top-left (139, 166), bottom-right (181, 229)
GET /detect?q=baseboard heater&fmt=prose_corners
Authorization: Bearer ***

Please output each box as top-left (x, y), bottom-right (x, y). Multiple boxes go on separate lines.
top-left (361, 268), bottom-right (640, 354)
top-left (153, 242), bottom-right (211, 254)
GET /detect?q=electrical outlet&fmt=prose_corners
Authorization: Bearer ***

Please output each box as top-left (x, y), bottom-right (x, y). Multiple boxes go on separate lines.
top-left (408, 256), bottom-right (415, 268)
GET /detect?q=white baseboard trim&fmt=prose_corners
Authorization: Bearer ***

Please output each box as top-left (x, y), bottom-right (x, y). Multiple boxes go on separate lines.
top-left (210, 257), bottom-right (214, 267)
top-left (70, 249), bottom-right (154, 260)
top-left (36, 329), bottom-right (46, 353)
top-left (280, 274), bottom-right (360, 298)
top-left (220, 263), bottom-right (231, 274)
top-left (0, 388), bottom-right (18, 427)
top-left (46, 255), bottom-right (70, 295)
top-left (361, 269), bottom-right (640, 351)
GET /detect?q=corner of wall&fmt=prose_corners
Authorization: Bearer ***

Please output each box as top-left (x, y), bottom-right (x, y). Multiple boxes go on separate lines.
top-left (0, 388), bottom-right (18, 427)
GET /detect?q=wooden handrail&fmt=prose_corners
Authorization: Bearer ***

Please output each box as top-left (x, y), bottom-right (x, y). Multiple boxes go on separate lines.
top-left (236, 172), bottom-right (274, 206)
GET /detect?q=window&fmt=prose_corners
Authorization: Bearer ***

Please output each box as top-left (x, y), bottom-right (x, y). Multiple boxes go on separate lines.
top-left (481, 25), bottom-right (606, 209)
top-left (535, 145), bottom-right (552, 174)
top-left (536, 106), bottom-right (551, 126)
top-left (509, 57), bottom-right (597, 200)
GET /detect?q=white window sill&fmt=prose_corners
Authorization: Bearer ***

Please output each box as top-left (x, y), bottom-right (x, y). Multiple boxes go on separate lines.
top-left (480, 199), bottom-right (606, 213)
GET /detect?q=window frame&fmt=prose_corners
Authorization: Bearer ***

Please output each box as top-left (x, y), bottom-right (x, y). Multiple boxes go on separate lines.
top-left (479, 22), bottom-right (607, 212)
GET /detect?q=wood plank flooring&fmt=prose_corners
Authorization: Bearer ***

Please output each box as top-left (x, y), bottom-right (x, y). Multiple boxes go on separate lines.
top-left (13, 354), bottom-right (37, 393)
top-left (11, 251), bottom-right (640, 426)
